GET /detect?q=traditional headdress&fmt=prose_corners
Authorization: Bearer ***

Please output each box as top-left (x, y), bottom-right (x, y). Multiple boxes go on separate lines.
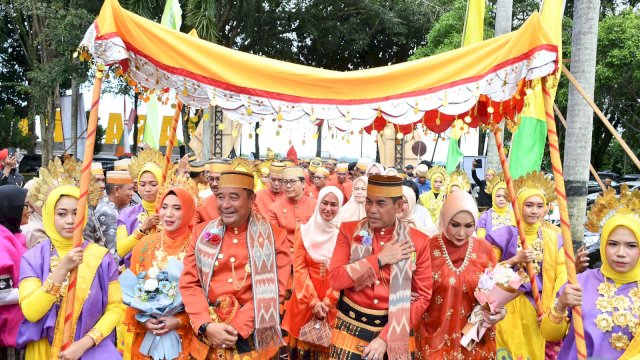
top-left (156, 170), bottom-right (200, 207)
top-left (106, 170), bottom-right (133, 185)
top-left (484, 172), bottom-right (505, 195)
top-left (308, 160), bottom-right (322, 173)
top-left (114, 159), bottom-right (131, 171)
top-left (90, 162), bottom-right (103, 176)
top-left (367, 175), bottom-right (403, 198)
top-left (336, 163), bottom-right (349, 173)
top-left (510, 171), bottom-right (556, 204)
top-left (207, 159), bottom-right (233, 174)
top-left (444, 169), bottom-right (471, 193)
top-left (189, 160), bottom-right (207, 173)
top-left (219, 170), bottom-right (255, 191)
top-left (425, 165), bottom-right (447, 184)
top-left (314, 167), bottom-right (330, 177)
top-left (28, 157), bottom-right (102, 209)
top-left (128, 148), bottom-right (165, 180)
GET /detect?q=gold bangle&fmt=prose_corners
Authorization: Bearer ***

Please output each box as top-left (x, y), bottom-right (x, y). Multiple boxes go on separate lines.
top-left (134, 228), bottom-right (145, 240)
top-left (42, 278), bottom-right (62, 296)
top-left (86, 328), bottom-right (104, 345)
top-left (548, 307), bottom-right (568, 324)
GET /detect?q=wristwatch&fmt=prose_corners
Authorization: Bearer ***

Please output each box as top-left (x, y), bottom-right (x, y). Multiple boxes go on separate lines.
top-left (377, 256), bottom-right (384, 268)
top-left (198, 322), bottom-right (211, 336)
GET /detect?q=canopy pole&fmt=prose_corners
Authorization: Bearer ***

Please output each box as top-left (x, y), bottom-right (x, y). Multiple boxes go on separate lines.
top-left (163, 100), bottom-right (184, 182)
top-left (491, 129), bottom-right (544, 318)
top-left (553, 103), bottom-right (605, 192)
top-left (561, 64), bottom-right (640, 171)
top-left (62, 68), bottom-right (104, 350)
top-left (543, 76), bottom-right (588, 360)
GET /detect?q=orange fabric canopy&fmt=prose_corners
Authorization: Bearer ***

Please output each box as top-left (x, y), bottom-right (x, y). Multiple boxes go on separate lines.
top-left (81, 0), bottom-right (558, 132)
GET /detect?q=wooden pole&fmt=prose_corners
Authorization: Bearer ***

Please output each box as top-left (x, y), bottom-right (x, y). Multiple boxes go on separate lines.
top-left (542, 76), bottom-right (588, 359)
top-left (492, 130), bottom-right (544, 318)
top-left (62, 68), bottom-right (104, 350)
top-left (162, 101), bottom-right (183, 183)
top-left (561, 64), bottom-right (640, 171)
top-left (553, 103), bottom-right (605, 192)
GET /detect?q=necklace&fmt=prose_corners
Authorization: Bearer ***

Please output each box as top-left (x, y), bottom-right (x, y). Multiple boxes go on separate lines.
top-left (594, 277), bottom-right (640, 351)
top-left (154, 231), bottom-right (191, 269)
top-left (517, 229), bottom-right (544, 274)
top-left (231, 260), bottom-right (250, 291)
top-left (49, 243), bottom-right (69, 305)
top-left (438, 234), bottom-right (474, 275)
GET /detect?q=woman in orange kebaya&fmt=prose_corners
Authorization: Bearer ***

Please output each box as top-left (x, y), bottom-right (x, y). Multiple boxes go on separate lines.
top-left (282, 186), bottom-right (343, 360)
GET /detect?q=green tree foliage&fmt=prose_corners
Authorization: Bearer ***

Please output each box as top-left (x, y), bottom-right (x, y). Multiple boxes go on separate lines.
top-left (0, 105), bottom-right (32, 149)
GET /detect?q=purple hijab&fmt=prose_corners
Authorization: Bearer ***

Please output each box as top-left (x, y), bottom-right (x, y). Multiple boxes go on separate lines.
top-left (16, 240), bottom-right (121, 358)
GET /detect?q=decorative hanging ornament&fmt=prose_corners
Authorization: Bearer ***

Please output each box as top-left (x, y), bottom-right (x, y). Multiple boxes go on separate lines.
top-left (218, 123), bottom-right (225, 131)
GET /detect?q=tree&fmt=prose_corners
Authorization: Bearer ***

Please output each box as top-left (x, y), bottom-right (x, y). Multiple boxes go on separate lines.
top-left (563, 0), bottom-right (600, 245)
top-left (0, 105), bottom-right (32, 149)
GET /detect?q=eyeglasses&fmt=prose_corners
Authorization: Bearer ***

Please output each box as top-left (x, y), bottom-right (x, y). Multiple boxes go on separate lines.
top-left (283, 179), bottom-right (301, 187)
top-left (312, 176), bottom-right (325, 181)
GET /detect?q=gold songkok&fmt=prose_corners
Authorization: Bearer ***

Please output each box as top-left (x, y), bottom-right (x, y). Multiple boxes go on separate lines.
top-left (309, 160), bottom-right (322, 173)
top-left (367, 175), bottom-right (403, 198)
top-left (207, 160), bottom-right (233, 174)
top-left (219, 170), bottom-right (255, 190)
top-left (106, 170), bottom-right (133, 185)
top-left (315, 167), bottom-right (330, 177)
top-left (189, 161), bottom-right (207, 173)
top-left (91, 162), bottom-right (103, 176)
top-left (270, 162), bottom-right (286, 176)
top-left (283, 167), bottom-right (305, 179)
top-left (336, 163), bottom-right (349, 172)
top-left (356, 158), bottom-right (372, 171)
top-left (114, 159), bottom-right (131, 171)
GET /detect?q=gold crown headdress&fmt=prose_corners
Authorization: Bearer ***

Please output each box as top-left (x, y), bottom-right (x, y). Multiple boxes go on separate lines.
top-left (28, 157), bottom-right (102, 208)
top-left (128, 148), bottom-right (165, 180)
top-left (585, 184), bottom-right (640, 233)
top-left (257, 160), bottom-right (273, 176)
top-left (509, 171), bottom-right (556, 203)
top-left (230, 157), bottom-right (257, 174)
top-left (485, 172), bottom-right (506, 195)
top-left (155, 171), bottom-right (201, 207)
top-left (426, 166), bottom-right (447, 182)
top-left (444, 169), bottom-right (471, 193)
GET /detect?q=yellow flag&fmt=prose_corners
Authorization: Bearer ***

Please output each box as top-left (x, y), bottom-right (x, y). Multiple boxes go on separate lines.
top-left (462, 0), bottom-right (485, 47)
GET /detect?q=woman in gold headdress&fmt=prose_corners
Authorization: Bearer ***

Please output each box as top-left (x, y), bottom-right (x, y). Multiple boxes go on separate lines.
top-left (116, 149), bottom-right (165, 264)
top-left (541, 185), bottom-right (640, 359)
top-left (16, 158), bottom-right (122, 359)
top-left (418, 166), bottom-right (448, 221)
top-left (476, 174), bottom-right (515, 240)
top-left (485, 171), bottom-right (567, 360)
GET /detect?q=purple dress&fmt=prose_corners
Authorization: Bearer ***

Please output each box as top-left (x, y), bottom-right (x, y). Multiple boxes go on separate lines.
top-left (477, 208), bottom-right (512, 236)
top-left (16, 240), bottom-right (121, 359)
top-left (559, 269), bottom-right (638, 360)
top-left (117, 204), bottom-right (144, 267)
top-left (485, 225), bottom-right (564, 306)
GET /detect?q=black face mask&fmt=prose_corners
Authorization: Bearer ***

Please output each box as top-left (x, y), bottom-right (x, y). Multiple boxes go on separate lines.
top-left (0, 185), bottom-right (28, 233)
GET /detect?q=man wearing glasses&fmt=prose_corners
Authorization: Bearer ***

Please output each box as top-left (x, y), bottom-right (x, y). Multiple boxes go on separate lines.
top-left (254, 162), bottom-right (286, 217)
top-left (268, 167), bottom-right (317, 252)
top-left (309, 167), bottom-right (330, 199)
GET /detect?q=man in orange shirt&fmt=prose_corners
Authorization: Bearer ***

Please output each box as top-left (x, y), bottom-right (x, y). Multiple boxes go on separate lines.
top-left (268, 167), bottom-right (317, 251)
top-left (254, 162), bottom-right (286, 217)
top-left (308, 167), bottom-right (329, 199)
top-left (195, 160), bottom-right (232, 224)
top-left (330, 162), bottom-right (352, 203)
top-left (326, 158), bottom-right (338, 183)
top-left (180, 170), bottom-right (291, 359)
top-left (329, 175), bottom-right (433, 360)
top-left (304, 159), bottom-right (322, 194)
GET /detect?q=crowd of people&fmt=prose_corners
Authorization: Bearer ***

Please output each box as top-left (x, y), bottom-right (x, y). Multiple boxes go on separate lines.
top-left (0, 147), bottom-right (639, 360)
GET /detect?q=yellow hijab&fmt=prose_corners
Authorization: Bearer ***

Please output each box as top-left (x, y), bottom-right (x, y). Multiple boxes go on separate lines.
top-left (430, 173), bottom-right (444, 194)
top-left (600, 214), bottom-right (640, 286)
top-left (42, 185), bottom-right (85, 257)
top-left (517, 188), bottom-right (546, 239)
top-left (491, 182), bottom-right (515, 226)
top-left (138, 163), bottom-right (163, 214)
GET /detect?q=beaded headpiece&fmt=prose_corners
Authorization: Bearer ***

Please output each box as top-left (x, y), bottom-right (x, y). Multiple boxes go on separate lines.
top-left (156, 171), bottom-right (201, 207)
top-left (128, 148), bottom-right (165, 180)
top-left (28, 157), bottom-right (102, 208)
top-left (443, 169), bottom-right (471, 193)
top-left (425, 166), bottom-right (447, 182)
top-left (585, 184), bottom-right (640, 233)
top-left (510, 171), bottom-right (556, 203)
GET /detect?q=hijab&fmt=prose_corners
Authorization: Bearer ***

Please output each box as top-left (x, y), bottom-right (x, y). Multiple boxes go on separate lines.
top-left (516, 188), bottom-right (546, 238)
top-left (21, 179), bottom-right (47, 248)
top-left (0, 185), bottom-right (27, 234)
top-left (301, 186), bottom-right (344, 265)
top-left (399, 185), bottom-right (425, 233)
top-left (384, 168), bottom-right (399, 176)
top-left (365, 163), bottom-right (385, 176)
top-left (438, 190), bottom-right (478, 242)
top-left (42, 185), bottom-right (84, 257)
top-left (599, 214), bottom-right (640, 286)
top-left (340, 176), bottom-right (368, 222)
top-left (157, 187), bottom-right (196, 242)
top-left (430, 173), bottom-right (444, 194)
top-left (138, 163), bottom-right (163, 214)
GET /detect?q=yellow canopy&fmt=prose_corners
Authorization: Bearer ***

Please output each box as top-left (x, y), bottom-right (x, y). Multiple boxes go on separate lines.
top-left (81, 0), bottom-right (558, 133)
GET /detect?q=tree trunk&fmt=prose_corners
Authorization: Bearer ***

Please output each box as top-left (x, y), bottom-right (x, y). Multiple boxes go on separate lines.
top-left (485, 0), bottom-right (513, 171)
top-left (70, 77), bottom-right (79, 157)
top-left (41, 90), bottom-right (58, 166)
top-left (564, 0), bottom-right (600, 246)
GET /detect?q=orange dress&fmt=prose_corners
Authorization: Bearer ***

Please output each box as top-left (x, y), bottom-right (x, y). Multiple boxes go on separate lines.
top-left (282, 228), bottom-right (339, 355)
top-left (125, 232), bottom-right (195, 360)
top-left (416, 234), bottom-right (497, 359)
top-left (254, 188), bottom-right (285, 218)
top-left (329, 179), bottom-right (352, 203)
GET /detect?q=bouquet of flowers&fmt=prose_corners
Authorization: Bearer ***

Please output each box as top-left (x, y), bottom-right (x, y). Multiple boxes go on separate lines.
top-left (461, 263), bottom-right (527, 350)
top-left (120, 257), bottom-right (184, 360)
